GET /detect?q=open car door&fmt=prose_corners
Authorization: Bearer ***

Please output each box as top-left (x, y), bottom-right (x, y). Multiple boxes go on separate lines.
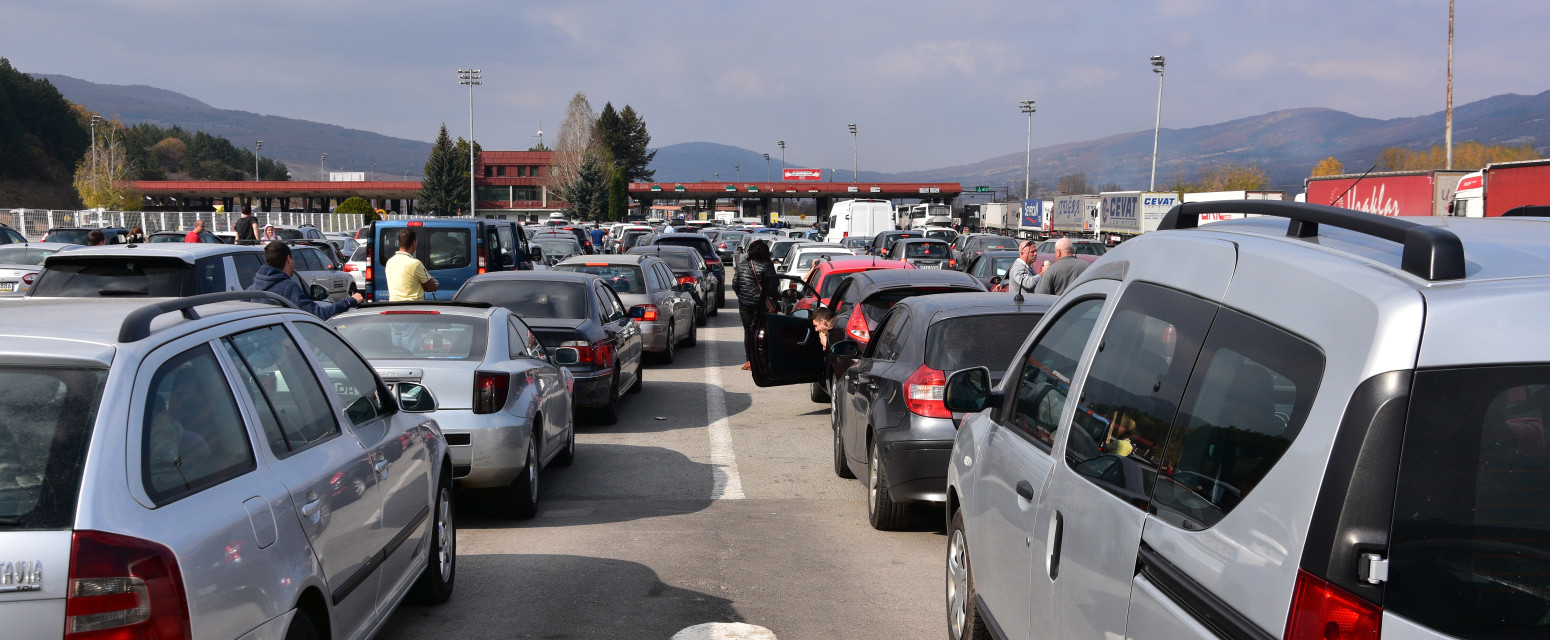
top-left (752, 275), bottom-right (825, 387)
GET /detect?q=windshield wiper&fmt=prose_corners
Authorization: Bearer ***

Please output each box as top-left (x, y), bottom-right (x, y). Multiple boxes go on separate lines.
top-left (98, 288), bottom-right (150, 296)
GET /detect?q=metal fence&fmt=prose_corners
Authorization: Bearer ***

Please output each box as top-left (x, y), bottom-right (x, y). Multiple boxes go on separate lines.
top-left (0, 209), bottom-right (366, 240)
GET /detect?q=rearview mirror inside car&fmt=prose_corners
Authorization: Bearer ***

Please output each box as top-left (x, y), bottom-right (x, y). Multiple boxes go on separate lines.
top-left (395, 382), bottom-right (437, 413)
top-left (553, 347), bottom-right (581, 366)
top-left (309, 284), bottom-right (329, 301)
top-left (828, 340), bottom-right (862, 359)
top-left (943, 367), bottom-right (992, 413)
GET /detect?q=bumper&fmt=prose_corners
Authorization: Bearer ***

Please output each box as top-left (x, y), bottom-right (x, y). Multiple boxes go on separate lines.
top-left (638, 320), bottom-right (671, 352)
top-left (877, 419), bottom-right (957, 504)
top-left (569, 367), bottom-right (616, 407)
top-left (432, 408), bottom-right (535, 489)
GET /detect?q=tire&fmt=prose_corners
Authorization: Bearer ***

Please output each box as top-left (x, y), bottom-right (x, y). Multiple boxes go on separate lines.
top-left (833, 407), bottom-right (855, 479)
top-left (810, 368), bottom-right (832, 403)
top-left (947, 509), bottom-right (990, 640)
top-left (553, 416), bottom-right (575, 466)
top-left (284, 610), bottom-right (320, 640)
top-left (695, 301), bottom-right (708, 326)
top-left (658, 323), bottom-right (676, 364)
top-left (868, 436), bottom-right (907, 530)
top-left (627, 363), bottom-right (643, 394)
top-left (595, 370), bottom-right (621, 425)
top-left (684, 319), bottom-right (697, 347)
top-left (716, 285), bottom-right (726, 309)
top-left (709, 290), bottom-right (720, 316)
top-left (505, 435), bottom-right (540, 519)
top-left (407, 472), bottom-right (456, 604)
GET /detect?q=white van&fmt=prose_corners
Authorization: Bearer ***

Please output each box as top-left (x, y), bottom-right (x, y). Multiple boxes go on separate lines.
top-left (823, 199), bottom-right (896, 243)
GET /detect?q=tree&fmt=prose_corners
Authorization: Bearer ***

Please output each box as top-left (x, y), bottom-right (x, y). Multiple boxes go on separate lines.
top-left (1057, 172), bottom-right (1090, 195)
top-left (1310, 156), bottom-right (1345, 177)
top-left (562, 151), bottom-right (608, 222)
top-left (595, 102), bottom-right (624, 162)
top-left (1097, 182), bottom-right (1124, 193)
top-left (616, 105), bottom-right (656, 182)
top-left (451, 137), bottom-right (483, 214)
top-left (72, 124), bottom-right (142, 210)
top-left (550, 93), bottom-right (602, 197)
top-left (0, 59), bottom-right (89, 182)
top-left (1376, 141), bottom-right (1540, 171)
top-left (607, 167), bottom-right (628, 221)
top-left (1197, 162), bottom-right (1269, 191)
top-left (418, 124), bottom-right (461, 216)
top-left (334, 196), bottom-right (373, 215)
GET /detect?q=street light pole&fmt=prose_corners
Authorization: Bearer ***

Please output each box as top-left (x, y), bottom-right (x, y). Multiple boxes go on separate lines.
top-left (254, 141), bottom-right (262, 181)
top-left (320, 153), bottom-right (327, 181)
top-left (848, 124), bottom-right (858, 183)
top-left (763, 153), bottom-right (770, 181)
top-left (90, 115), bottom-right (102, 178)
top-left (371, 163), bottom-right (376, 182)
top-left (1149, 55), bottom-right (1166, 191)
top-left (1019, 100), bottom-right (1036, 200)
top-left (735, 164), bottom-right (741, 182)
top-left (1446, 0), bottom-right (1455, 170)
top-left (777, 140), bottom-right (786, 219)
top-left (458, 69), bottom-right (482, 217)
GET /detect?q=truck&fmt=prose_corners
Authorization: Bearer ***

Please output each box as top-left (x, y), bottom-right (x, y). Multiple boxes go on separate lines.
top-left (1052, 195), bottom-right (1101, 237)
top-left (1099, 192), bottom-right (1179, 243)
top-left (980, 202), bottom-right (1013, 234)
top-left (1009, 199), bottom-right (1053, 240)
top-left (1447, 159), bottom-right (1550, 217)
top-left (1181, 190), bottom-right (1287, 224)
top-left (1304, 170), bottom-right (1466, 217)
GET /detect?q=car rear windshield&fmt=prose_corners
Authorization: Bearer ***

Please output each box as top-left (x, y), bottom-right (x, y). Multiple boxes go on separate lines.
top-left (925, 229), bottom-right (959, 241)
top-left (273, 228), bottom-right (304, 240)
top-left (331, 314), bottom-right (488, 361)
top-left (0, 247), bottom-right (62, 266)
top-left (905, 243), bottom-right (950, 258)
top-left (633, 250), bottom-right (694, 271)
top-left (377, 227), bottom-right (471, 270)
top-left (926, 314), bottom-right (1045, 373)
top-left (622, 230), bottom-right (651, 244)
top-left (860, 287), bottom-right (979, 322)
top-left (1386, 365), bottom-right (1550, 638)
top-left (150, 234), bottom-right (185, 243)
top-left (771, 242), bottom-right (801, 260)
top-left (796, 252), bottom-right (850, 271)
top-left (555, 264), bottom-right (646, 294)
top-left (718, 232), bottom-right (746, 245)
top-left (1074, 243), bottom-right (1108, 256)
top-left (30, 257), bottom-right (188, 297)
top-left (457, 280), bottom-right (589, 320)
top-left (45, 230), bottom-right (91, 245)
top-left (351, 245), bottom-right (369, 261)
top-left (654, 237), bottom-right (716, 259)
top-left (0, 366), bottom-right (109, 529)
top-left (974, 236), bottom-right (1018, 251)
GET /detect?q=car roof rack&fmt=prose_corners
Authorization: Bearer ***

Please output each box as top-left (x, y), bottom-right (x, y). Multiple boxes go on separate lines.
top-left (119, 290), bottom-right (295, 343)
top-left (1501, 205), bottom-right (1550, 217)
top-left (359, 300), bottom-right (492, 310)
top-left (1158, 200), bottom-right (1465, 281)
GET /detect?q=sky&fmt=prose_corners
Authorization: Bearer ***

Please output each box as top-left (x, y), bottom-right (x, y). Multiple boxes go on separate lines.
top-left (3, 0), bottom-right (1547, 173)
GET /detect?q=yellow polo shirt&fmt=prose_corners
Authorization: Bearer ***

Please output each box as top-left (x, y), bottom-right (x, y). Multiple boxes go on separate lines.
top-left (385, 250), bottom-right (431, 301)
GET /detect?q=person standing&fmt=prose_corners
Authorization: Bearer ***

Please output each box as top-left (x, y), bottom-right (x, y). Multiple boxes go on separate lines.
top-left (248, 241), bottom-right (362, 319)
top-left (590, 226), bottom-right (608, 254)
top-left (261, 225), bottom-right (279, 241)
top-left (1034, 237), bottom-right (1090, 296)
top-left (234, 206), bottom-right (258, 243)
top-left (734, 239), bottom-right (776, 371)
top-left (385, 228), bottom-right (439, 301)
top-left (1005, 240), bottom-right (1040, 297)
top-left (86, 229), bottom-right (106, 246)
top-left (125, 226), bottom-right (145, 243)
top-left (184, 219), bottom-right (206, 243)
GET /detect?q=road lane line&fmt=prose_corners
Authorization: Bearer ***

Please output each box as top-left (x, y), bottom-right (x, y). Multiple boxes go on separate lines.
top-left (705, 325), bottom-right (745, 500)
top-left (672, 622), bottom-right (777, 640)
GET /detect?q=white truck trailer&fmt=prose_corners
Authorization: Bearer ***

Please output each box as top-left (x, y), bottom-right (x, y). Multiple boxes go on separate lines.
top-left (1098, 191), bottom-right (1179, 244)
top-left (1180, 190), bottom-right (1285, 224)
top-left (1052, 195), bottom-right (1101, 237)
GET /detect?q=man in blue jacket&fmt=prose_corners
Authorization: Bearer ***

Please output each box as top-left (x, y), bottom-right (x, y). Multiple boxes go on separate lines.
top-left (247, 241), bottom-right (363, 319)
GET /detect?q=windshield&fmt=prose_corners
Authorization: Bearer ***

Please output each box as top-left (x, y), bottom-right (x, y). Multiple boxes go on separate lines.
top-left (631, 250), bottom-right (695, 271)
top-left (973, 236), bottom-right (1018, 251)
top-left (535, 239), bottom-right (582, 256)
top-left (861, 287), bottom-right (978, 322)
top-left (350, 245), bottom-right (369, 261)
top-left (0, 247), bottom-right (63, 266)
top-left (654, 237), bottom-right (716, 259)
top-left (0, 366), bottom-right (109, 529)
top-left (771, 242), bottom-right (801, 260)
top-left (273, 228), bottom-right (304, 240)
top-left (987, 257), bottom-right (1017, 278)
top-left (924, 229), bottom-right (959, 242)
top-left (718, 232), bottom-right (746, 246)
top-left (1074, 243), bottom-right (1108, 256)
top-left (905, 243), bottom-right (950, 258)
top-left (30, 257), bottom-right (188, 297)
top-left (457, 280), bottom-right (589, 320)
top-left (926, 314), bottom-right (1045, 372)
top-left (796, 252), bottom-right (850, 270)
top-left (331, 314), bottom-right (488, 360)
top-left (555, 264), bottom-right (646, 294)
top-left (45, 230), bottom-right (91, 245)
top-left (150, 234), bottom-right (186, 243)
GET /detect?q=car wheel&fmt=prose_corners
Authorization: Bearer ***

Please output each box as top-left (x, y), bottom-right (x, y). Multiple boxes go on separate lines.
top-left (553, 416), bottom-right (575, 466)
top-left (407, 470), bottom-right (456, 604)
top-left (284, 610), bottom-right (321, 640)
top-left (627, 363), bottom-right (643, 394)
top-left (716, 285), bottom-right (726, 308)
top-left (596, 370), bottom-right (621, 425)
top-left (709, 289), bottom-right (720, 316)
top-left (868, 436), bottom-right (907, 530)
top-left (506, 435), bottom-right (540, 519)
top-left (684, 318), bottom-right (697, 347)
top-left (947, 509), bottom-right (989, 640)
top-left (695, 301), bottom-right (708, 326)
top-left (833, 407), bottom-right (854, 479)
top-left (659, 323), bottom-right (676, 364)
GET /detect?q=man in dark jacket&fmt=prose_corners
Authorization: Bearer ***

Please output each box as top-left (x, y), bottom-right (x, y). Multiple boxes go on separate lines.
top-left (234, 206), bottom-right (258, 243)
top-left (1033, 237), bottom-right (1090, 297)
top-left (247, 241), bottom-right (363, 319)
top-left (734, 239), bottom-right (776, 370)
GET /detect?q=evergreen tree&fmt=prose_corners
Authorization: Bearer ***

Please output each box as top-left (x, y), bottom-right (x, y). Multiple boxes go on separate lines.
top-left (419, 124), bottom-right (460, 216)
top-left (595, 102), bottom-right (624, 165)
top-left (617, 105), bottom-right (656, 182)
top-left (562, 151), bottom-right (608, 222)
top-left (607, 167), bottom-right (628, 221)
top-left (0, 58), bottom-right (89, 181)
top-left (451, 137), bottom-right (483, 214)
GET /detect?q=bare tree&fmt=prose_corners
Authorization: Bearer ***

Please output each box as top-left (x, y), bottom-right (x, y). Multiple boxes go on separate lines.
top-left (73, 121), bottom-right (142, 210)
top-left (549, 93), bottom-right (604, 193)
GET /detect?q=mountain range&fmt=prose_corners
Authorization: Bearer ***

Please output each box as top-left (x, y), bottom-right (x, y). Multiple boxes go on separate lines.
top-left (40, 73), bottom-right (1550, 193)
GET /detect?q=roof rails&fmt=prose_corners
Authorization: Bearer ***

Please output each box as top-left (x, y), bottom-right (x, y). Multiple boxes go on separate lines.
top-left (1501, 206), bottom-right (1550, 217)
top-left (1158, 200), bottom-right (1465, 281)
top-left (119, 291), bottom-right (296, 343)
top-left (359, 300), bottom-right (492, 310)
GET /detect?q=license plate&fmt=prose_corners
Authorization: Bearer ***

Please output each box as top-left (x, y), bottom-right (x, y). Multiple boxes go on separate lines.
top-left (919, 264), bottom-right (940, 269)
top-left (0, 282), bottom-right (13, 292)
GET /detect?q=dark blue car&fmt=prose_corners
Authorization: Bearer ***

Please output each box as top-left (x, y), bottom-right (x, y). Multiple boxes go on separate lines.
top-left (369, 219), bottom-right (534, 301)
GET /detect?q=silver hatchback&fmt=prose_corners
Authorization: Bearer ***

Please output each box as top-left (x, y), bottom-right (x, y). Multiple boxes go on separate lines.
top-left (0, 292), bottom-right (456, 640)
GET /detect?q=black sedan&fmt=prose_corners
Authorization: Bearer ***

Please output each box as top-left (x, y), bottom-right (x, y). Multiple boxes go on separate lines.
top-left (956, 234), bottom-right (1019, 266)
top-left (646, 232), bottom-right (726, 307)
top-left (867, 230), bottom-right (922, 258)
top-left (455, 271), bottom-right (645, 424)
top-left (627, 244), bottom-right (718, 326)
top-left (961, 250), bottom-right (1021, 289)
top-left (529, 232), bottom-right (586, 266)
top-left (827, 292), bottom-right (1053, 529)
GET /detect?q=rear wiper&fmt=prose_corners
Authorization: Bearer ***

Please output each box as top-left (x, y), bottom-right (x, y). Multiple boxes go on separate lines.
top-left (0, 517), bottom-right (21, 526)
top-left (98, 288), bottom-right (150, 296)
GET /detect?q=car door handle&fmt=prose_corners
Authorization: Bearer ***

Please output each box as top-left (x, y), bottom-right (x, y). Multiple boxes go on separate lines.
top-left (374, 459), bottom-right (389, 479)
top-left (300, 493), bottom-right (322, 517)
top-left (1016, 480), bottom-right (1036, 501)
top-left (1047, 510), bottom-right (1064, 580)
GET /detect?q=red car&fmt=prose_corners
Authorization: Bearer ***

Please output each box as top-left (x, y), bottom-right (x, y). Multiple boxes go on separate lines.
top-left (796, 255), bottom-right (916, 311)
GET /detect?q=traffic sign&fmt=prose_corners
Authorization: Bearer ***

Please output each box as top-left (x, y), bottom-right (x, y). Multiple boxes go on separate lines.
top-left (974, 186), bottom-right (992, 192)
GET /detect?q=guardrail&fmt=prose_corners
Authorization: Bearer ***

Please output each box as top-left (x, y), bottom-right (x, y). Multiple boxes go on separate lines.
top-left (0, 209), bottom-right (366, 240)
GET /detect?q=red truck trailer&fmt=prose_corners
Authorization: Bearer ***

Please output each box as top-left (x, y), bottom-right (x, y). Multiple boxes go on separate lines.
top-left (1479, 159), bottom-right (1550, 217)
top-left (1305, 170), bottom-right (1468, 217)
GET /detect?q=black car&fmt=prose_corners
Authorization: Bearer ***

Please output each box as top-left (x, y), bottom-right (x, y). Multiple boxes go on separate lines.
top-left (962, 250), bottom-right (1021, 288)
top-left (750, 268), bottom-right (988, 403)
top-left (713, 230), bottom-right (747, 265)
top-left (957, 234), bottom-right (1019, 266)
top-left (828, 292), bottom-right (1054, 529)
top-left (868, 230), bottom-right (922, 259)
top-left (455, 271), bottom-right (645, 424)
top-left (529, 232), bottom-right (585, 266)
top-left (627, 244), bottom-right (718, 325)
top-left (885, 238), bottom-right (954, 270)
top-left (646, 232), bottom-right (726, 306)
top-left (44, 226), bottom-right (130, 245)
top-left (0, 224), bottom-right (28, 244)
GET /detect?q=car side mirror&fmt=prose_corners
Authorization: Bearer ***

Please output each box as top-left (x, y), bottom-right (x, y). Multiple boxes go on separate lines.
top-left (829, 340), bottom-right (862, 359)
top-left (529, 246), bottom-right (545, 261)
top-left (628, 306), bottom-right (647, 319)
top-left (309, 284), bottom-right (329, 301)
top-left (943, 367), bottom-right (992, 413)
top-left (553, 347), bottom-right (581, 366)
top-left (396, 382), bottom-right (437, 413)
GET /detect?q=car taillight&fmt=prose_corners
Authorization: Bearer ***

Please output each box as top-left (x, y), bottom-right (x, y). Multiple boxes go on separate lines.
top-left (904, 365), bottom-right (951, 419)
top-left (381, 309), bottom-right (440, 314)
top-left (473, 371), bottom-right (509, 415)
top-left (22, 272), bottom-right (37, 285)
top-left (948, 258), bottom-right (956, 267)
top-left (341, 263), bottom-right (356, 272)
top-left (678, 276), bottom-right (698, 286)
top-left (633, 304), bottom-right (659, 321)
top-left (408, 221), bottom-right (423, 227)
top-left (364, 266), bottom-right (373, 282)
top-left (66, 530), bottom-right (191, 640)
top-left (1284, 570), bottom-right (1381, 640)
top-left (718, 243), bottom-right (727, 249)
top-left (845, 311), bottom-right (870, 343)
top-left (477, 244), bottom-right (487, 275)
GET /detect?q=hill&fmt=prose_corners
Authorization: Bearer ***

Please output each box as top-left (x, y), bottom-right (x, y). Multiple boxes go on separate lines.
top-left (37, 74), bottom-right (433, 180)
top-left (647, 141), bottom-right (892, 184)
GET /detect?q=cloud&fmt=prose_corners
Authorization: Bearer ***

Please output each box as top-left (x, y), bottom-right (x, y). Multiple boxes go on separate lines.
top-left (860, 40), bottom-right (1018, 82)
top-left (1219, 52), bottom-right (1281, 80)
top-left (1156, 0), bottom-right (1212, 18)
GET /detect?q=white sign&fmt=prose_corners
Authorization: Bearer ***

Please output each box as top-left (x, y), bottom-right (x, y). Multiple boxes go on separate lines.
top-left (329, 171), bottom-right (365, 182)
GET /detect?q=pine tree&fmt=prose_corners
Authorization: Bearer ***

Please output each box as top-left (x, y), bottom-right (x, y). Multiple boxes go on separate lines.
top-left (452, 137), bottom-right (482, 214)
top-left (563, 151), bottom-right (607, 222)
top-left (596, 102), bottom-right (624, 162)
top-left (418, 124), bottom-right (460, 216)
top-left (617, 105), bottom-right (656, 182)
top-left (607, 167), bottom-right (628, 221)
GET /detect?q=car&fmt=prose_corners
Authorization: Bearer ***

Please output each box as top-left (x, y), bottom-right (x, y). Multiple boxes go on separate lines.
top-left (0, 242), bottom-right (80, 296)
top-left (1032, 237), bottom-right (1107, 274)
top-left (823, 199), bottom-right (896, 244)
top-left (149, 230), bottom-right (224, 244)
top-left (29, 243), bottom-right (268, 297)
top-left (941, 201), bottom-right (1550, 640)
top-left (343, 243), bottom-right (371, 290)
top-left (268, 224), bottom-right (328, 241)
top-left (529, 232), bottom-right (586, 266)
top-left (885, 237), bottom-right (955, 269)
top-left (783, 244), bottom-right (854, 278)
top-left (645, 232), bottom-right (726, 306)
top-left (617, 226), bottom-right (655, 253)
top-left (868, 230), bottom-right (922, 258)
top-left (954, 233), bottom-right (1019, 267)
top-left (920, 226), bottom-right (959, 243)
top-left (41, 226), bottom-right (129, 245)
top-left (628, 244), bottom-right (718, 325)
top-left (839, 236), bottom-right (872, 253)
top-left (713, 230), bottom-right (747, 265)
top-left (553, 254), bottom-right (697, 363)
top-left (827, 292), bottom-right (1053, 529)
top-left (289, 242), bottom-right (354, 299)
top-left (330, 301), bottom-right (576, 518)
top-left (961, 249), bottom-right (1021, 289)
top-left (0, 291), bottom-right (454, 640)
top-left (0, 223), bottom-right (28, 244)
top-left (369, 219), bottom-right (538, 301)
top-left (768, 237), bottom-right (814, 272)
top-left (455, 271), bottom-right (645, 424)
top-left (797, 255), bottom-right (916, 312)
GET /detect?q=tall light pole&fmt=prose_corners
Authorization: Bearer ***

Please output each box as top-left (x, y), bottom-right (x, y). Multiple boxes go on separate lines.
top-left (763, 153), bottom-right (770, 181)
top-left (90, 114), bottom-right (102, 177)
top-left (1149, 55), bottom-right (1166, 191)
top-left (735, 164), bottom-right (741, 182)
top-left (1019, 100), bottom-right (1036, 200)
top-left (777, 140), bottom-right (786, 218)
top-left (320, 153), bottom-right (327, 181)
top-left (370, 163), bottom-right (377, 182)
top-left (1446, 0), bottom-right (1455, 169)
top-left (458, 69), bottom-right (482, 217)
top-left (254, 141), bottom-right (262, 181)
top-left (848, 124), bottom-right (858, 183)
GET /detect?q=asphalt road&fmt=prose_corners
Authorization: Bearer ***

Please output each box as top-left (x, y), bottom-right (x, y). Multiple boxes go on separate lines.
top-left (378, 294), bottom-right (946, 640)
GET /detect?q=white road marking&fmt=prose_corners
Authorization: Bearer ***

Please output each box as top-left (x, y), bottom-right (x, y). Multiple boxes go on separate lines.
top-left (705, 326), bottom-right (745, 500)
top-left (671, 622), bottom-right (777, 640)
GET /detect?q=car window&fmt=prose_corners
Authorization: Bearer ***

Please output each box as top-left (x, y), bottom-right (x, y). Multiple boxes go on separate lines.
top-left (869, 309), bottom-right (909, 362)
top-left (905, 242), bottom-right (949, 258)
top-left (556, 264), bottom-right (646, 294)
top-left (331, 314), bottom-right (488, 361)
top-left (1150, 308), bottom-right (1323, 530)
top-left (1065, 283), bottom-right (1218, 509)
top-left (0, 366), bottom-right (108, 529)
top-left (291, 249), bottom-right (317, 271)
top-left (30, 256), bottom-right (188, 297)
top-left (294, 323), bottom-right (386, 427)
top-left (497, 225), bottom-right (516, 268)
top-left (1, 227), bottom-right (25, 243)
top-left (657, 263), bottom-right (677, 290)
top-left (1386, 365), bottom-right (1550, 637)
top-left (507, 318), bottom-right (547, 359)
top-left (222, 325), bottom-right (340, 457)
top-left (232, 253), bottom-right (264, 288)
top-left (0, 247), bottom-right (58, 265)
top-left (926, 314), bottom-right (1046, 373)
top-left (425, 228), bottom-right (472, 270)
top-left (194, 256), bottom-right (228, 292)
top-left (1006, 298), bottom-right (1105, 449)
top-left (458, 280), bottom-right (589, 320)
top-left (141, 345), bottom-right (256, 506)
top-left (1074, 243), bottom-right (1107, 256)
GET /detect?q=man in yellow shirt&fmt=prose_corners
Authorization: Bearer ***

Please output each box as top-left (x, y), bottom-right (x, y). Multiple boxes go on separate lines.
top-left (385, 228), bottom-right (439, 301)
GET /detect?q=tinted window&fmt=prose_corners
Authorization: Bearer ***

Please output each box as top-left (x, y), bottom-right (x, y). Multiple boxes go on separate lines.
top-left (927, 314), bottom-right (1046, 373)
top-left (1066, 283), bottom-right (1217, 508)
top-left (905, 242), bottom-right (950, 258)
top-left (0, 367), bottom-right (107, 529)
top-left (869, 310), bottom-right (909, 362)
top-left (458, 280), bottom-right (589, 320)
top-left (1387, 366), bottom-right (1550, 638)
top-left (860, 287), bottom-right (979, 323)
top-left (821, 273), bottom-right (851, 302)
top-left (1149, 309), bottom-right (1323, 530)
top-left (795, 251), bottom-right (849, 271)
top-left (332, 314), bottom-right (489, 361)
top-left (424, 229), bottom-right (471, 270)
top-left (556, 264), bottom-right (646, 294)
top-left (1073, 243), bottom-right (1107, 256)
top-left (1006, 298), bottom-right (1104, 449)
top-left (630, 249), bottom-right (695, 271)
top-left (232, 253), bottom-right (264, 288)
top-left (0, 247), bottom-right (61, 265)
top-left (0, 228), bottom-right (25, 243)
top-left (222, 325), bottom-right (340, 457)
top-left (294, 324), bottom-right (386, 426)
top-left (974, 236), bottom-right (1018, 252)
top-left (46, 229), bottom-right (91, 245)
top-left (142, 346), bottom-right (255, 505)
top-left (30, 257), bottom-right (187, 297)
top-left (194, 257), bottom-right (228, 292)
top-left (654, 237), bottom-right (716, 259)
top-left (350, 245), bottom-right (369, 261)
top-left (273, 228), bottom-right (304, 240)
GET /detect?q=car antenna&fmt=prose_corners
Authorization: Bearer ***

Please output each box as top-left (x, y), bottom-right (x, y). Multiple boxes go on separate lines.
top-left (1329, 163), bottom-right (1379, 207)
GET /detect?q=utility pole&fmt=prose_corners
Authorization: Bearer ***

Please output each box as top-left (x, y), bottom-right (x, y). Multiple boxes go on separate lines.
top-left (1020, 100), bottom-right (1036, 200)
top-left (254, 141), bottom-right (262, 181)
top-left (1149, 55), bottom-right (1166, 191)
top-left (735, 164), bottom-right (741, 182)
top-left (848, 124), bottom-right (858, 183)
top-left (458, 69), bottom-right (482, 217)
top-left (1446, 0), bottom-right (1455, 170)
top-left (777, 140), bottom-right (786, 219)
top-left (320, 153), bottom-right (327, 181)
top-left (763, 153), bottom-right (770, 181)
top-left (370, 163), bottom-right (377, 182)
top-left (90, 115), bottom-right (102, 178)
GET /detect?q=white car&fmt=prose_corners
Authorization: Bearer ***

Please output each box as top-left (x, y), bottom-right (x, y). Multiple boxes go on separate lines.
top-left (782, 244), bottom-right (854, 277)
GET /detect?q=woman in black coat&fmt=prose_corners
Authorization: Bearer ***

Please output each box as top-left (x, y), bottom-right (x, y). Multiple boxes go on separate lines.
top-left (734, 239), bottom-right (776, 370)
